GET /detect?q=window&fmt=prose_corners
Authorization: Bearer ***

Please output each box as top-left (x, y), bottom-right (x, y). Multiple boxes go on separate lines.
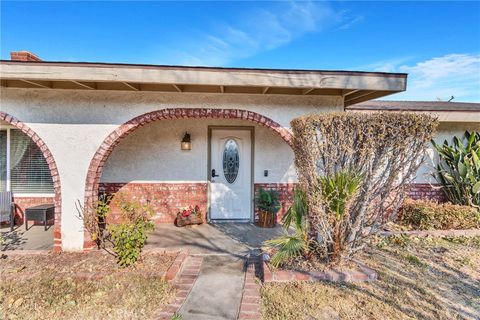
top-left (0, 128), bottom-right (54, 194)
top-left (222, 138), bottom-right (240, 184)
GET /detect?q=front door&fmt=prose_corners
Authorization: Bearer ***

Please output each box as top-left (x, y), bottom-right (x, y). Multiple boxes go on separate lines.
top-left (209, 128), bottom-right (252, 220)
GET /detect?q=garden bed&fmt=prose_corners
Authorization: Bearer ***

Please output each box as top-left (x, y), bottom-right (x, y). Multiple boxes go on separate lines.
top-left (262, 254), bottom-right (377, 282)
top-left (261, 236), bottom-right (480, 319)
top-left (0, 251), bottom-right (182, 320)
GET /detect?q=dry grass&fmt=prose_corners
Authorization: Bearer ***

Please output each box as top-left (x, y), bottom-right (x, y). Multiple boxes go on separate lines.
top-left (0, 252), bottom-right (177, 320)
top-left (262, 236), bottom-right (480, 320)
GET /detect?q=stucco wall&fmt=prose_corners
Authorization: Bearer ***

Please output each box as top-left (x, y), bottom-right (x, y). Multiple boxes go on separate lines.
top-left (0, 87), bottom-right (342, 250)
top-left (415, 122), bottom-right (480, 183)
top-left (100, 119), bottom-right (296, 183)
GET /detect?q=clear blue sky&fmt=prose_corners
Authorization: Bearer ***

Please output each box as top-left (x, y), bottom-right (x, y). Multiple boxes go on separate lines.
top-left (1, 1), bottom-right (479, 102)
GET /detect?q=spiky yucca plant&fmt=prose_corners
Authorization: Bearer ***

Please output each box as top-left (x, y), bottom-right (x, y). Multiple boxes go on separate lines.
top-left (432, 131), bottom-right (480, 208)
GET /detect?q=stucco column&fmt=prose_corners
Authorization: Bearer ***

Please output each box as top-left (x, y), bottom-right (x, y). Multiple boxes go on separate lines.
top-left (28, 123), bottom-right (117, 251)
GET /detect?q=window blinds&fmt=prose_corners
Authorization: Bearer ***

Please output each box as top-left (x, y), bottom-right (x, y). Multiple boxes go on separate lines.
top-left (9, 129), bottom-right (54, 194)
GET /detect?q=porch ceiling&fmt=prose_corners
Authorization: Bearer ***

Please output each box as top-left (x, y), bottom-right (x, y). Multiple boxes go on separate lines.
top-left (0, 60), bottom-right (407, 106)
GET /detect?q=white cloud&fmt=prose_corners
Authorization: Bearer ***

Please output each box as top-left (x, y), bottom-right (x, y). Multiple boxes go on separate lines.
top-left (375, 54), bottom-right (480, 102)
top-left (155, 1), bottom-right (345, 66)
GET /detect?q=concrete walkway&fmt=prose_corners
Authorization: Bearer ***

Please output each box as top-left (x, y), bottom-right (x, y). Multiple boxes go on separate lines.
top-left (178, 255), bottom-right (246, 319)
top-left (146, 223), bottom-right (284, 255)
top-left (148, 223), bottom-right (281, 319)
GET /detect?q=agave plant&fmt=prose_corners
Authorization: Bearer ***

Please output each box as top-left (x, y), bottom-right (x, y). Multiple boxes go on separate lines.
top-left (432, 131), bottom-right (480, 208)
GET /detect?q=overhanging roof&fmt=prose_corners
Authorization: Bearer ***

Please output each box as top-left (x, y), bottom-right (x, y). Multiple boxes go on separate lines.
top-left (0, 60), bottom-right (407, 106)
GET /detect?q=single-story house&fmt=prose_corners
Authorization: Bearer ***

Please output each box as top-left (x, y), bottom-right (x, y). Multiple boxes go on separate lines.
top-left (0, 51), bottom-right (478, 251)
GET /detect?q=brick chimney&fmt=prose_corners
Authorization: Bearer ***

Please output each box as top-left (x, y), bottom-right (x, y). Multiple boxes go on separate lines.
top-left (10, 51), bottom-right (42, 61)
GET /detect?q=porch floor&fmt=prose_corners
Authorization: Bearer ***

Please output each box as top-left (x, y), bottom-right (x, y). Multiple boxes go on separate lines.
top-left (1, 225), bottom-right (54, 251)
top-left (145, 223), bottom-right (284, 256)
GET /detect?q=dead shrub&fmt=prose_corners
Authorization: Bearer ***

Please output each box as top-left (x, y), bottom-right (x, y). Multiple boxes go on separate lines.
top-left (290, 112), bottom-right (438, 263)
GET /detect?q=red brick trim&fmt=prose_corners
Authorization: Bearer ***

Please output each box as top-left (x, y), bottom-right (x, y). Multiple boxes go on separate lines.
top-left (0, 111), bottom-right (62, 252)
top-left (238, 255), bottom-right (262, 319)
top-left (262, 254), bottom-right (377, 283)
top-left (408, 183), bottom-right (446, 202)
top-left (84, 108), bottom-right (293, 249)
top-left (99, 182), bottom-right (208, 224)
top-left (154, 255), bottom-right (203, 319)
top-left (381, 229), bottom-right (480, 238)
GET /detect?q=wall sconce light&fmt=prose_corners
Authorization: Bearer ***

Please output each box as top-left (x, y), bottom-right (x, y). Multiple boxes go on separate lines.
top-left (181, 132), bottom-right (191, 150)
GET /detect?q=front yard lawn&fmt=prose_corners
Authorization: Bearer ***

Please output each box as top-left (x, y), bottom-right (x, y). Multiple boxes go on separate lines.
top-left (0, 252), bottom-right (177, 320)
top-left (262, 236), bottom-right (480, 320)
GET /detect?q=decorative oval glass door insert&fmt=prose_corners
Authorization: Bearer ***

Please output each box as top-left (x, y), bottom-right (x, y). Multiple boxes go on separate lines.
top-left (223, 139), bottom-right (240, 183)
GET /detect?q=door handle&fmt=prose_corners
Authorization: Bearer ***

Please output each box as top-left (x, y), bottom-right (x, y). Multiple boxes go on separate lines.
top-left (212, 169), bottom-right (219, 178)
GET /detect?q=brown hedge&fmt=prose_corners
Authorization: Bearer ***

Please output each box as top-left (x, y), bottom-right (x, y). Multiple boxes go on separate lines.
top-left (400, 199), bottom-right (480, 230)
top-left (290, 111), bottom-right (438, 263)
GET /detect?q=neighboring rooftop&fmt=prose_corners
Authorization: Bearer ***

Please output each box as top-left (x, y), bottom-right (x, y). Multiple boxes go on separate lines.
top-left (0, 51), bottom-right (407, 107)
top-left (349, 100), bottom-right (480, 112)
top-left (348, 100), bottom-right (480, 123)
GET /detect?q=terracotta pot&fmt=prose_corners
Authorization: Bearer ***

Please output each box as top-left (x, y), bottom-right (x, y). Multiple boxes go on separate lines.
top-left (256, 210), bottom-right (276, 228)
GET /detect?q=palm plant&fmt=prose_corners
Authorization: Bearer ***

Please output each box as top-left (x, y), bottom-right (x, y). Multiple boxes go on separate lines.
top-left (317, 170), bottom-right (363, 263)
top-left (265, 189), bottom-right (309, 268)
top-left (432, 131), bottom-right (480, 208)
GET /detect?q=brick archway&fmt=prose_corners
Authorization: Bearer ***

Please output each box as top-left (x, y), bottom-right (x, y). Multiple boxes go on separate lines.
top-left (83, 108), bottom-right (293, 249)
top-left (0, 112), bottom-right (62, 252)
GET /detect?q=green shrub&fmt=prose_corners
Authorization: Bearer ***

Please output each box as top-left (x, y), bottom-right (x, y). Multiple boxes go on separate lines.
top-left (109, 220), bottom-right (154, 267)
top-left (107, 198), bottom-right (155, 267)
top-left (266, 188), bottom-right (311, 268)
top-left (255, 188), bottom-right (281, 215)
top-left (432, 131), bottom-right (480, 207)
top-left (400, 199), bottom-right (480, 230)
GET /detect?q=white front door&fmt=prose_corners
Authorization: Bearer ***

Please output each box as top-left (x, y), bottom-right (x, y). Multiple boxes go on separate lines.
top-left (210, 129), bottom-right (252, 220)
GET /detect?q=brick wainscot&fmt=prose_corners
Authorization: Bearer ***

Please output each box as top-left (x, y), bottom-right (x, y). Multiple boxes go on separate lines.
top-left (100, 182), bottom-right (208, 224)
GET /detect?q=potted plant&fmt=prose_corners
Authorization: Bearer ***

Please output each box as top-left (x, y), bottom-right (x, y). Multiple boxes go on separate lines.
top-left (255, 188), bottom-right (281, 228)
top-left (176, 205), bottom-right (203, 227)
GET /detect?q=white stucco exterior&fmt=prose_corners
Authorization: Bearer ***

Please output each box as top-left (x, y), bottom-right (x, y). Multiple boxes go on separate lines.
top-left (416, 122), bottom-right (480, 183)
top-left (100, 119), bottom-right (297, 184)
top-left (0, 87), bottom-right (343, 250)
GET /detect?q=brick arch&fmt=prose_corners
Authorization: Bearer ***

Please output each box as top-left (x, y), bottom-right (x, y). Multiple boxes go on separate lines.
top-left (83, 108), bottom-right (293, 249)
top-left (0, 112), bottom-right (62, 252)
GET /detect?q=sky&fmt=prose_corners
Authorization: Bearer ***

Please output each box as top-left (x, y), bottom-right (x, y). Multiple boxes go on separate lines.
top-left (1, 1), bottom-right (479, 102)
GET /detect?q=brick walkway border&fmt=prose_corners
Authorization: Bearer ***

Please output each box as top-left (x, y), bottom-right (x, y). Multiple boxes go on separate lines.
top-left (238, 255), bottom-right (262, 319)
top-left (381, 228), bottom-right (480, 238)
top-left (154, 255), bottom-right (204, 320)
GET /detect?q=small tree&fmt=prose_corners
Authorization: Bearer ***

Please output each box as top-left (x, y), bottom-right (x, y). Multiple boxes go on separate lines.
top-left (432, 131), bottom-right (480, 208)
top-left (291, 112), bottom-right (438, 264)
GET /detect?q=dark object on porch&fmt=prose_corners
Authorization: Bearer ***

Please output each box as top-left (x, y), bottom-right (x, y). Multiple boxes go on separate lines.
top-left (25, 204), bottom-right (54, 231)
top-left (176, 206), bottom-right (203, 227)
top-left (255, 188), bottom-right (281, 228)
top-left (0, 191), bottom-right (15, 231)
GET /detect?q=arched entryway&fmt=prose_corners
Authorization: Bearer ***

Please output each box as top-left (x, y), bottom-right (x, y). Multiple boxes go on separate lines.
top-left (0, 111), bottom-right (62, 252)
top-left (83, 108), bottom-right (293, 249)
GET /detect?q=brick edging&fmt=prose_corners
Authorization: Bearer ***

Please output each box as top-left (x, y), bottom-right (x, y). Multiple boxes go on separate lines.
top-left (154, 255), bottom-right (204, 320)
top-left (381, 228), bottom-right (480, 238)
top-left (238, 255), bottom-right (262, 319)
top-left (262, 253), bottom-right (377, 283)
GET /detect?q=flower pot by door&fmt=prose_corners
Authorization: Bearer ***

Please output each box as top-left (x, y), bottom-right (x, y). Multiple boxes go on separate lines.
top-left (257, 210), bottom-right (276, 228)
